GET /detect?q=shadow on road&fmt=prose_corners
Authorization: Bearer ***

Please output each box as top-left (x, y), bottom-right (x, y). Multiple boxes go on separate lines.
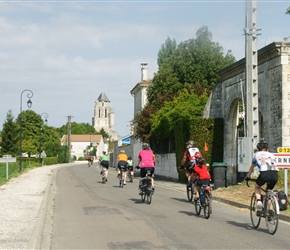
top-left (171, 197), bottom-right (191, 204)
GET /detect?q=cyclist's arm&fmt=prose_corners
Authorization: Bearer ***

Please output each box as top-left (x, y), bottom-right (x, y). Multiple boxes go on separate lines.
top-left (246, 163), bottom-right (256, 179)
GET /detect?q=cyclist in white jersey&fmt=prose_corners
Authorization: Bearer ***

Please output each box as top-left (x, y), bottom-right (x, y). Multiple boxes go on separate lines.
top-left (245, 139), bottom-right (279, 213)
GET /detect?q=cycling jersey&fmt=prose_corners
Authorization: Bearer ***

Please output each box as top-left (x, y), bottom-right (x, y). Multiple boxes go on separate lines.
top-left (184, 147), bottom-right (200, 163)
top-left (252, 151), bottom-right (278, 172)
top-left (138, 149), bottom-right (155, 168)
top-left (193, 164), bottom-right (211, 180)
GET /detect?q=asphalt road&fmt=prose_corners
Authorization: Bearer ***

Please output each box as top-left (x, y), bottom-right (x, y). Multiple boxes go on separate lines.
top-left (44, 163), bottom-right (290, 250)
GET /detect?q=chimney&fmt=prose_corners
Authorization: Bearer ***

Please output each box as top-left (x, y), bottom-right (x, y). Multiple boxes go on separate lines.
top-left (141, 62), bottom-right (148, 81)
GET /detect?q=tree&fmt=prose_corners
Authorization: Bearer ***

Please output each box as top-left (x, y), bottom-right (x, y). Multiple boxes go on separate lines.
top-left (150, 90), bottom-right (207, 139)
top-left (147, 26), bottom-right (235, 108)
top-left (56, 122), bottom-right (95, 137)
top-left (157, 36), bottom-right (177, 67)
top-left (135, 26), bottom-right (235, 140)
top-left (1, 110), bottom-right (18, 156)
top-left (286, 6), bottom-right (290, 15)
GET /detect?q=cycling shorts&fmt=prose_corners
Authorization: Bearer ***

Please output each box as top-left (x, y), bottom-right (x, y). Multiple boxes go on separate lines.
top-left (118, 160), bottom-right (128, 171)
top-left (195, 179), bottom-right (211, 187)
top-left (140, 167), bottom-right (155, 178)
top-left (186, 162), bottom-right (195, 173)
top-left (128, 165), bottom-right (133, 171)
top-left (101, 160), bottom-right (109, 169)
top-left (256, 170), bottom-right (278, 190)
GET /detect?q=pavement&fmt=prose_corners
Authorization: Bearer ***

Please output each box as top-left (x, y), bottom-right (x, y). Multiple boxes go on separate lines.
top-left (0, 163), bottom-right (289, 250)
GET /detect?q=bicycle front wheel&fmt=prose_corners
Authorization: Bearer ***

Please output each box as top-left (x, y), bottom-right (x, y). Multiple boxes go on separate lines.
top-left (194, 199), bottom-right (201, 215)
top-left (250, 192), bottom-right (261, 229)
top-left (265, 195), bottom-right (279, 235)
top-left (187, 185), bottom-right (193, 201)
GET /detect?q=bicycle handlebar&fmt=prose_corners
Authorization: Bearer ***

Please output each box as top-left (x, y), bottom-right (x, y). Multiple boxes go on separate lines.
top-left (245, 178), bottom-right (257, 187)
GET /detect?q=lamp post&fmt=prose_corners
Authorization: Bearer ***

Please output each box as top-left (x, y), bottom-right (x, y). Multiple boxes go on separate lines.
top-left (40, 112), bottom-right (49, 155)
top-left (19, 89), bottom-right (33, 172)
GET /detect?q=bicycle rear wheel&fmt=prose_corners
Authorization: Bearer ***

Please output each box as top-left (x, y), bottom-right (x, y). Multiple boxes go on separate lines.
top-left (203, 192), bottom-right (211, 219)
top-left (250, 192), bottom-right (261, 229)
top-left (265, 196), bottom-right (279, 235)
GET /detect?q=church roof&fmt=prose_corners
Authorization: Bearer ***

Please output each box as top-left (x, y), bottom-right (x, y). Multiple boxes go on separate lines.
top-left (97, 92), bottom-right (110, 102)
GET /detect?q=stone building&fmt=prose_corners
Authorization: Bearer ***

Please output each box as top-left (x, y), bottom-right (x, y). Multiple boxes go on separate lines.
top-left (205, 42), bottom-right (290, 183)
top-left (92, 92), bottom-right (119, 141)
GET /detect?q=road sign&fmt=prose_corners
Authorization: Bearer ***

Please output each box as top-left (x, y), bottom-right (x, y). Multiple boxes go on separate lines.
top-left (274, 153), bottom-right (290, 168)
top-left (277, 147), bottom-right (290, 153)
top-left (0, 155), bottom-right (16, 163)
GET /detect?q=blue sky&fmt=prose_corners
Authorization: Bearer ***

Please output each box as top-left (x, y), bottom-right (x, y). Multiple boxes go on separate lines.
top-left (0, 0), bottom-right (289, 137)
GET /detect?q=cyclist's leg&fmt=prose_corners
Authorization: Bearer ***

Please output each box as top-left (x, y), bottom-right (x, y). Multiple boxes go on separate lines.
top-left (123, 166), bottom-right (127, 184)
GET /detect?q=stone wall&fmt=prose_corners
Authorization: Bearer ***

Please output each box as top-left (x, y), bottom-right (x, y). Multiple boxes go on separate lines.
top-left (206, 42), bottom-right (290, 184)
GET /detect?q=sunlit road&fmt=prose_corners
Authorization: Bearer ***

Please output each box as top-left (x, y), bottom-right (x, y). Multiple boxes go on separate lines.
top-left (49, 164), bottom-right (290, 249)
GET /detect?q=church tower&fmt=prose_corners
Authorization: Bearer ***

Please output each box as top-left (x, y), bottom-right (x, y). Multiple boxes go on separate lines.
top-left (92, 92), bottom-right (118, 140)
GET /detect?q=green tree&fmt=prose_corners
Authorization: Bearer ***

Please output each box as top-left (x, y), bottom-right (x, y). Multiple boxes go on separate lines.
top-left (56, 122), bottom-right (95, 137)
top-left (134, 26), bottom-right (235, 141)
top-left (157, 36), bottom-right (177, 67)
top-left (1, 110), bottom-right (18, 156)
top-left (150, 90), bottom-right (207, 139)
top-left (41, 126), bottom-right (61, 157)
top-left (286, 6), bottom-right (290, 15)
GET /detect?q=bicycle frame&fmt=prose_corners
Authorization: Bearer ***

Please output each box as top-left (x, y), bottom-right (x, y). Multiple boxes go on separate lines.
top-left (140, 170), bottom-right (154, 204)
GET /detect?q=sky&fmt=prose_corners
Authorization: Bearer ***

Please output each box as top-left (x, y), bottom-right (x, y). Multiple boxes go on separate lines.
top-left (0, 0), bottom-right (289, 137)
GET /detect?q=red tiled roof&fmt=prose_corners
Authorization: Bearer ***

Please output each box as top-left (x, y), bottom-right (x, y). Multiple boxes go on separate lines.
top-left (61, 134), bottom-right (103, 142)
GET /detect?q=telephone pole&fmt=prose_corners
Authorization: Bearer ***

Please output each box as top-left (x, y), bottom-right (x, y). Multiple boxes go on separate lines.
top-left (67, 116), bottom-right (72, 162)
top-left (244, 0), bottom-right (261, 143)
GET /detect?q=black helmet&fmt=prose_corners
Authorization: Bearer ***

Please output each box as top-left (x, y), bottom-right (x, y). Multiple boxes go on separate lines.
top-left (196, 157), bottom-right (205, 164)
top-left (142, 143), bottom-right (150, 149)
top-left (256, 139), bottom-right (268, 151)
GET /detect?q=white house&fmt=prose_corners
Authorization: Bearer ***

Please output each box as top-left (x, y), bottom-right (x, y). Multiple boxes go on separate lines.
top-left (61, 134), bottom-right (108, 160)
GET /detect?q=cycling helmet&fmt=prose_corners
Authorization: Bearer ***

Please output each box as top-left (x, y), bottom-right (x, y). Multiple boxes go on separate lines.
top-left (256, 139), bottom-right (268, 151)
top-left (196, 157), bottom-right (205, 164)
top-left (120, 150), bottom-right (125, 153)
top-left (186, 140), bottom-right (195, 147)
top-left (142, 143), bottom-right (150, 149)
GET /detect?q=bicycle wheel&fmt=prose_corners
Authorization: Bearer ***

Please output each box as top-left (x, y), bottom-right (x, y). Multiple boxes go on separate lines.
top-left (147, 190), bottom-right (152, 204)
top-left (250, 192), bottom-right (261, 229)
top-left (203, 192), bottom-right (211, 219)
top-left (194, 199), bottom-right (201, 215)
top-left (187, 185), bottom-right (193, 201)
top-left (265, 196), bottom-right (279, 235)
top-left (141, 191), bottom-right (146, 202)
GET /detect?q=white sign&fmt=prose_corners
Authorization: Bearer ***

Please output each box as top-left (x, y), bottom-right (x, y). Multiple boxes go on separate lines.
top-left (274, 153), bottom-right (290, 168)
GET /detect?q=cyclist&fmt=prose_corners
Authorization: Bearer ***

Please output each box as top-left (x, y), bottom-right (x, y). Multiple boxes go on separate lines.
top-left (99, 151), bottom-right (109, 182)
top-left (87, 155), bottom-right (93, 166)
top-left (193, 156), bottom-right (211, 200)
top-left (117, 150), bottom-right (128, 185)
top-left (127, 156), bottom-right (134, 180)
top-left (245, 139), bottom-right (279, 214)
top-left (136, 143), bottom-right (155, 195)
top-left (179, 140), bottom-right (201, 187)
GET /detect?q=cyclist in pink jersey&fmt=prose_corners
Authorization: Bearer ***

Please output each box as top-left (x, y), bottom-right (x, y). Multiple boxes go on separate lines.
top-left (136, 143), bottom-right (155, 195)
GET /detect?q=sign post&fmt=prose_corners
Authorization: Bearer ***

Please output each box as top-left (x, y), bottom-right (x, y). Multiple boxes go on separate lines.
top-left (0, 155), bottom-right (17, 180)
top-left (274, 152), bottom-right (290, 196)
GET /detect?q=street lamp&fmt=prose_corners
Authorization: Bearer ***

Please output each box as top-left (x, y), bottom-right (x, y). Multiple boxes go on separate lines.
top-left (40, 112), bottom-right (49, 155)
top-left (19, 89), bottom-right (33, 172)
top-left (40, 112), bottom-right (49, 125)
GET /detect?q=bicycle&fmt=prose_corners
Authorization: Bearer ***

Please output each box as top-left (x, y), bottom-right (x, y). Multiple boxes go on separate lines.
top-left (87, 160), bottom-right (93, 167)
top-left (194, 183), bottom-right (212, 219)
top-left (246, 179), bottom-right (279, 235)
top-left (118, 165), bottom-right (126, 188)
top-left (139, 169), bottom-right (154, 204)
top-left (127, 167), bottom-right (133, 183)
top-left (178, 167), bottom-right (195, 201)
top-left (100, 167), bottom-right (107, 184)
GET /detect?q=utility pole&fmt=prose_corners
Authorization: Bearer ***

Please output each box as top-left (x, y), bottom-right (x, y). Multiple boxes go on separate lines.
top-left (67, 116), bottom-right (72, 162)
top-left (244, 0), bottom-right (261, 143)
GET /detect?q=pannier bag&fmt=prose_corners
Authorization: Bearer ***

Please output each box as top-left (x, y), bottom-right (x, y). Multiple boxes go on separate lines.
top-left (277, 190), bottom-right (288, 211)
